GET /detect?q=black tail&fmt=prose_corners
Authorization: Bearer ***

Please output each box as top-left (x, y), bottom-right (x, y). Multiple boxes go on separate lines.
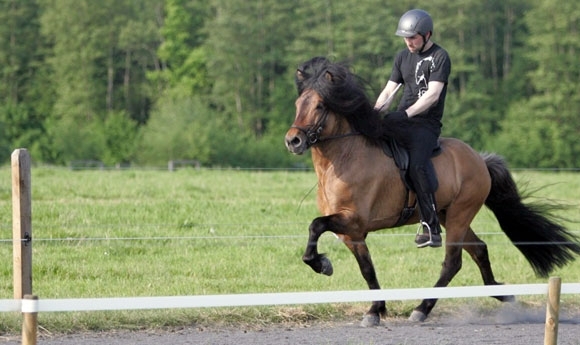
top-left (482, 153), bottom-right (580, 278)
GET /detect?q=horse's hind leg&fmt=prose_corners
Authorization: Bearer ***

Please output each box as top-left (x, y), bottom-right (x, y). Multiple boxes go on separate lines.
top-left (409, 240), bottom-right (463, 322)
top-left (409, 211), bottom-right (466, 322)
top-left (410, 226), bottom-right (516, 322)
top-left (462, 228), bottom-right (515, 302)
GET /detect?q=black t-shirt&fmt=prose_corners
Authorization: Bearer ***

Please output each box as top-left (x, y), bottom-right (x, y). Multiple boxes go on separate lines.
top-left (389, 43), bottom-right (451, 128)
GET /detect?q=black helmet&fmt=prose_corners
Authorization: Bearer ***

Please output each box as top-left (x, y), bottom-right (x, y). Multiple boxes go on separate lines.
top-left (395, 9), bottom-right (433, 38)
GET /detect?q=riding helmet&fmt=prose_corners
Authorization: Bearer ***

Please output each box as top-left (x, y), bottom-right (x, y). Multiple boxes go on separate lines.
top-left (395, 9), bottom-right (433, 38)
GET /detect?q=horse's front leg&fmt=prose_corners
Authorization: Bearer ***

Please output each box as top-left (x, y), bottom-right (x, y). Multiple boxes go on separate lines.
top-left (302, 215), bottom-right (385, 327)
top-left (343, 238), bottom-right (386, 327)
top-left (302, 215), bottom-right (339, 276)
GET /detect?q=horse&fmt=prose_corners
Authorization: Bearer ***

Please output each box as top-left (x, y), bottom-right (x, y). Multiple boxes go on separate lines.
top-left (284, 57), bottom-right (580, 327)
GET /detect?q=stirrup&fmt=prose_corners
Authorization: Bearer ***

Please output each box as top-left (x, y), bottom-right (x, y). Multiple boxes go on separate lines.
top-left (415, 221), bottom-right (442, 248)
top-left (416, 221), bottom-right (429, 234)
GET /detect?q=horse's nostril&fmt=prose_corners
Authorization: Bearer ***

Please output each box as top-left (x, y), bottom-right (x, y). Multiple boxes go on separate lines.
top-left (286, 136), bottom-right (301, 149)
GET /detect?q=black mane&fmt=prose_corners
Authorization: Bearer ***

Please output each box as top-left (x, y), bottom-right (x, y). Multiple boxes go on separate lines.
top-left (295, 57), bottom-right (383, 141)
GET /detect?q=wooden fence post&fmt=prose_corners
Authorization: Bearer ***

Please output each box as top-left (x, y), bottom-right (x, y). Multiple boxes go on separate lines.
top-left (12, 149), bottom-right (33, 299)
top-left (544, 276), bottom-right (561, 345)
top-left (21, 295), bottom-right (38, 345)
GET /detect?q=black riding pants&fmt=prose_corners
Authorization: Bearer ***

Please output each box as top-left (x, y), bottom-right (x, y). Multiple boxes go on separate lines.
top-left (402, 122), bottom-right (440, 194)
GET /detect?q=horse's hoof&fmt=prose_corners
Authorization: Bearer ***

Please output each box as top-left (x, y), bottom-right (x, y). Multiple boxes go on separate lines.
top-left (320, 256), bottom-right (333, 276)
top-left (408, 310), bottom-right (428, 322)
top-left (493, 294), bottom-right (516, 303)
top-left (503, 295), bottom-right (516, 303)
top-left (360, 314), bottom-right (380, 327)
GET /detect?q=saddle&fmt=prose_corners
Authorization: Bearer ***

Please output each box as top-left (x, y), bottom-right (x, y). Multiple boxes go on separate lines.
top-left (381, 137), bottom-right (442, 227)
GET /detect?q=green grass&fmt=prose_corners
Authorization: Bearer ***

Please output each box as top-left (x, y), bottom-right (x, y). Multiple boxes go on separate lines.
top-left (0, 167), bottom-right (579, 334)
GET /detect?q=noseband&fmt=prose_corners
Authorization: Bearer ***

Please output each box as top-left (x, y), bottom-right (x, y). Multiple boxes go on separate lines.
top-left (291, 107), bottom-right (360, 148)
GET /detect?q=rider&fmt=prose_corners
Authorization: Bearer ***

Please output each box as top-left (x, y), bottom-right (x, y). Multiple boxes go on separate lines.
top-left (375, 9), bottom-right (451, 248)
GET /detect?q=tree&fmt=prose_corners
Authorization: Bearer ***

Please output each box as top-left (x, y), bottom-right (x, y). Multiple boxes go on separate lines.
top-left (1, 0), bottom-right (579, 168)
top-left (151, 0), bottom-right (210, 96)
top-left (136, 93), bottom-right (212, 165)
top-left (37, 0), bottom-right (163, 164)
top-left (0, 0), bottom-right (49, 163)
top-left (206, 0), bottom-right (297, 136)
top-left (493, 0), bottom-right (580, 167)
top-left (0, 0), bottom-right (42, 103)
top-left (286, 0), bottom-right (399, 90)
top-left (117, 0), bottom-right (164, 124)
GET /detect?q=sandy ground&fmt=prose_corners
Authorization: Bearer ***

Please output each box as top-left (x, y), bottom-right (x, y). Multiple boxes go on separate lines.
top-left (1, 304), bottom-right (579, 345)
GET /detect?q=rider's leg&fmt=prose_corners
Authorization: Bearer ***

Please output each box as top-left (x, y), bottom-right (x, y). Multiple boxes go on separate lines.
top-left (414, 191), bottom-right (442, 247)
top-left (407, 129), bottom-right (442, 248)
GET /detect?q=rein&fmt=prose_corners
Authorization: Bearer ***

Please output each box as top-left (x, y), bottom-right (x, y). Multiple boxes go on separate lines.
top-left (291, 108), bottom-right (361, 148)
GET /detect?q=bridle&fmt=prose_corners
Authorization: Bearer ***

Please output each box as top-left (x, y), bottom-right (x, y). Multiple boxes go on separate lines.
top-left (290, 106), bottom-right (360, 148)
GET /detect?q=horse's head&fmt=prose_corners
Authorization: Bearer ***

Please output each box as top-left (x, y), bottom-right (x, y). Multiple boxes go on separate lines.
top-left (285, 57), bottom-right (349, 155)
top-left (285, 88), bottom-right (335, 155)
top-left (285, 57), bottom-right (383, 155)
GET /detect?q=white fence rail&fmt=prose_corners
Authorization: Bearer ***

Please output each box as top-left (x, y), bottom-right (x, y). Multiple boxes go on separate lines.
top-left (2, 283), bottom-right (580, 313)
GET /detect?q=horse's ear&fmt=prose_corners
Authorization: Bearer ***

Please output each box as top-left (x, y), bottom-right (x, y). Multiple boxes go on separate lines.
top-left (325, 71), bottom-right (334, 83)
top-left (296, 69), bottom-right (305, 81)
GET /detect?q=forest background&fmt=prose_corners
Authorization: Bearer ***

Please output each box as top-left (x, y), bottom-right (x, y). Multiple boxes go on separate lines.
top-left (0, 0), bottom-right (578, 169)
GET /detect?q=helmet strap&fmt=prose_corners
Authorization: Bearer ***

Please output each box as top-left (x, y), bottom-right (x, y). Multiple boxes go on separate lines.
top-left (419, 32), bottom-right (431, 53)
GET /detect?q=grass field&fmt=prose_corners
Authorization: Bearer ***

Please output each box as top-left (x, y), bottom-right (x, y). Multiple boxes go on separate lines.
top-left (0, 167), bottom-right (579, 334)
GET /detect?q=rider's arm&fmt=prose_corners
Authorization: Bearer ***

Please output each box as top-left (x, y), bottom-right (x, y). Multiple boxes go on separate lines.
top-left (405, 81), bottom-right (445, 117)
top-left (374, 80), bottom-right (401, 111)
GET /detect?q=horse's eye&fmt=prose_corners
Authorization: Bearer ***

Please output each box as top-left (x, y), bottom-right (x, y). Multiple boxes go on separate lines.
top-left (316, 103), bottom-right (326, 111)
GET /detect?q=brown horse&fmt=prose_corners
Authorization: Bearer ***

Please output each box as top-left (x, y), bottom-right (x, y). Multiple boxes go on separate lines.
top-left (284, 57), bottom-right (580, 327)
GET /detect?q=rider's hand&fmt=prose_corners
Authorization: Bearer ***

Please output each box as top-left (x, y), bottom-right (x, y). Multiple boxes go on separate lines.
top-left (385, 110), bottom-right (408, 121)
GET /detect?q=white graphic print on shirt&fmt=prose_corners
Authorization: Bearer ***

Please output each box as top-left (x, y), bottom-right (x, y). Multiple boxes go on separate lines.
top-left (414, 56), bottom-right (435, 98)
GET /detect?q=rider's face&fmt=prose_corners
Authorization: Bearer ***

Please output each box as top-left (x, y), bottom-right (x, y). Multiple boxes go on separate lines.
top-left (404, 34), bottom-right (426, 53)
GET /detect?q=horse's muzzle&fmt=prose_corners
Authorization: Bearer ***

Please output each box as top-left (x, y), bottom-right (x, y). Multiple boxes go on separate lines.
top-left (285, 130), bottom-right (308, 155)
top-left (285, 130), bottom-right (307, 155)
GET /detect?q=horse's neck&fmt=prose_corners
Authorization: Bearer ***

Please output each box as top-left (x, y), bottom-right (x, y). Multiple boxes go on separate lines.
top-left (311, 139), bottom-right (399, 179)
top-left (311, 140), bottom-right (355, 171)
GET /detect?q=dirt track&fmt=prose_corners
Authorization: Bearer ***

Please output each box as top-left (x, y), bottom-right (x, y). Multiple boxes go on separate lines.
top-left (2, 304), bottom-right (579, 344)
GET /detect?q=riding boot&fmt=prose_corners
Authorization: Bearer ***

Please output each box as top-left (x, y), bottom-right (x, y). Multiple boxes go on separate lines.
top-left (415, 192), bottom-right (442, 248)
